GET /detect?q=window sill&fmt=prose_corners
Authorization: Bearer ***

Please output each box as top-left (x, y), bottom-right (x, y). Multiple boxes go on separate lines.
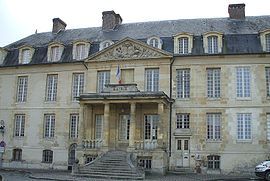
top-left (236, 140), bottom-right (252, 143)
top-left (14, 136), bottom-right (24, 140)
top-left (206, 139), bottom-right (222, 143)
top-left (207, 98), bottom-right (221, 101)
top-left (44, 101), bottom-right (57, 104)
top-left (236, 97), bottom-right (252, 101)
top-left (176, 98), bottom-right (190, 101)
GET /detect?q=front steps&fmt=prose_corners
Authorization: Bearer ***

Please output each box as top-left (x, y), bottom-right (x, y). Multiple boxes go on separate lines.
top-left (168, 166), bottom-right (194, 174)
top-left (74, 150), bottom-right (144, 180)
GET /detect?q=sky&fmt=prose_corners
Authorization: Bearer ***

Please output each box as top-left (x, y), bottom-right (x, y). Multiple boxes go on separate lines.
top-left (0, 0), bottom-right (269, 47)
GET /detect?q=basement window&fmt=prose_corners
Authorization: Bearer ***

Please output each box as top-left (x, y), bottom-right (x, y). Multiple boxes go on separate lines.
top-left (84, 154), bottom-right (97, 164)
top-left (137, 156), bottom-right (152, 169)
top-left (207, 155), bottom-right (220, 169)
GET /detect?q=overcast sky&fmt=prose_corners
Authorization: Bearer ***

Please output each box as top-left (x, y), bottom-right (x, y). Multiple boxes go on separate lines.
top-left (0, 0), bottom-right (269, 47)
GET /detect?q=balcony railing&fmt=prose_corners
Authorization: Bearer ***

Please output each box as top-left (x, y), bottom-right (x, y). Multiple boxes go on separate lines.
top-left (134, 140), bottom-right (158, 150)
top-left (82, 139), bottom-right (103, 149)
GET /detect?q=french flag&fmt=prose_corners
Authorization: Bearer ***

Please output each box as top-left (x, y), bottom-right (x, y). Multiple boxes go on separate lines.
top-left (116, 65), bottom-right (121, 84)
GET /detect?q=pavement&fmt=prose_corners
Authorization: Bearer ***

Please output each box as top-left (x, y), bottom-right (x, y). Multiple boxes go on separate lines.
top-left (0, 168), bottom-right (264, 181)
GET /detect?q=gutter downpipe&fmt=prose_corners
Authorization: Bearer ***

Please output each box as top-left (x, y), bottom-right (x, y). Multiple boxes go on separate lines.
top-left (169, 57), bottom-right (175, 157)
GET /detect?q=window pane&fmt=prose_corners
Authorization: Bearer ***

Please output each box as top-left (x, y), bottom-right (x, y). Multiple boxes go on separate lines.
top-left (21, 49), bottom-right (31, 64)
top-left (70, 114), bottom-right (79, 138)
top-left (236, 67), bottom-right (251, 98)
top-left (46, 75), bottom-right (58, 101)
top-left (176, 114), bottom-right (190, 129)
top-left (237, 113), bottom-right (251, 140)
top-left (207, 113), bottom-right (221, 140)
top-left (16, 76), bottom-right (28, 102)
top-left (177, 69), bottom-right (190, 98)
top-left (266, 68), bottom-right (270, 97)
top-left (145, 69), bottom-right (159, 92)
top-left (266, 34), bottom-right (270, 52)
top-left (50, 46), bottom-right (61, 62)
top-left (44, 114), bottom-right (55, 138)
top-left (144, 115), bottom-right (159, 140)
top-left (43, 150), bottom-right (53, 163)
top-left (267, 114), bottom-right (270, 141)
top-left (208, 36), bottom-right (218, 54)
top-left (76, 44), bottom-right (86, 60)
top-left (95, 115), bottom-right (103, 139)
top-left (179, 37), bottom-right (188, 54)
top-left (72, 73), bottom-right (84, 101)
top-left (207, 68), bottom-right (221, 98)
top-left (97, 71), bottom-right (110, 93)
top-left (14, 114), bottom-right (25, 137)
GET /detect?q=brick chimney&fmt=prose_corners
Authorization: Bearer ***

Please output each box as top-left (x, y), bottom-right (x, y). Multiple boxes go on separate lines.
top-left (52, 18), bottom-right (67, 34)
top-left (102, 11), bottom-right (122, 31)
top-left (228, 3), bottom-right (245, 19)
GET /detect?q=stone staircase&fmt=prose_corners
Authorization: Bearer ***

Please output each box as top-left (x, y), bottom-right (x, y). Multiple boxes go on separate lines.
top-left (169, 166), bottom-right (195, 174)
top-left (74, 150), bottom-right (144, 180)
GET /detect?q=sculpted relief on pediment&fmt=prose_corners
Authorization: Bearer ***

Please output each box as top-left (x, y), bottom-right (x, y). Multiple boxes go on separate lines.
top-left (94, 40), bottom-right (167, 61)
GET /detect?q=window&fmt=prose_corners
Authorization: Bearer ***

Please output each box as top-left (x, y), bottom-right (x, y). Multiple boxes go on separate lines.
top-left (14, 114), bottom-right (25, 137)
top-left (207, 113), bottom-right (221, 140)
top-left (144, 115), bottom-right (159, 140)
top-left (70, 114), bottom-right (79, 139)
top-left (119, 115), bottom-right (130, 140)
top-left (266, 34), bottom-right (270, 52)
top-left (178, 37), bottom-right (188, 54)
top-left (16, 76), bottom-right (28, 102)
top-left (236, 67), bottom-right (251, 98)
top-left (177, 139), bottom-right (189, 150)
top-left (45, 74), bottom-right (58, 102)
top-left (68, 144), bottom-right (77, 165)
top-left (21, 49), bottom-right (31, 64)
top-left (267, 114), bottom-right (270, 141)
top-left (44, 114), bottom-right (55, 138)
top-left (176, 69), bottom-right (190, 98)
top-left (0, 48), bottom-right (8, 65)
top-left (176, 114), bottom-right (190, 129)
top-left (95, 115), bottom-right (103, 139)
top-left (121, 69), bottom-right (134, 84)
top-left (207, 36), bottom-right (218, 54)
top-left (72, 73), bottom-right (84, 101)
top-left (207, 68), bottom-right (221, 98)
top-left (99, 40), bottom-right (114, 50)
top-left (147, 37), bottom-right (162, 49)
top-left (207, 155), bottom-right (220, 169)
top-left (237, 113), bottom-right (251, 140)
top-left (84, 154), bottom-right (97, 164)
top-left (13, 149), bottom-right (22, 161)
top-left (48, 45), bottom-right (63, 62)
top-left (75, 44), bottom-right (87, 60)
top-left (266, 67), bottom-right (270, 97)
top-left (97, 71), bottom-right (110, 93)
top-left (145, 68), bottom-right (159, 92)
top-left (177, 140), bottom-right (182, 150)
top-left (42, 150), bottom-right (53, 163)
top-left (138, 157), bottom-right (152, 169)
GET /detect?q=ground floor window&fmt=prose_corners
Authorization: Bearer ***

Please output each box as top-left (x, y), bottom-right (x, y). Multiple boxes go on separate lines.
top-left (84, 154), bottom-right (98, 164)
top-left (144, 115), bottom-right (159, 140)
top-left (12, 148), bottom-right (22, 161)
top-left (138, 156), bottom-right (152, 169)
top-left (207, 155), bottom-right (220, 169)
top-left (68, 143), bottom-right (77, 165)
top-left (42, 150), bottom-right (53, 163)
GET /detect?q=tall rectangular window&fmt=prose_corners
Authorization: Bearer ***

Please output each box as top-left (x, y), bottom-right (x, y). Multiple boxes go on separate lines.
top-left (145, 69), bottom-right (159, 92)
top-left (14, 114), bottom-right (25, 137)
top-left (44, 114), bottom-right (55, 138)
top-left (266, 34), bottom-right (270, 52)
top-left (207, 68), bottom-right (221, 98)
top-left (237, 113), bottom-right (251, 140)
top-left (21, 49), bottom-right (31, 64)
top-left (45, 74), bottom-right (58, 102)
top-left (179, 37), bottom-right (188, 54)
top-left (50, 46), bottom-right (61, 62)
top-left (236, 67), bottom-right (251, 98)
top-left (121, 69), bottom-right (134, 84)
top-left (75, 44), bottom-right (87, 60)
top-left (70, 114), bottom-right (79, 139)
top-left (119, 115), bottom-right (130, 140)
top-left (208, 36), bottom-right (218, 54)
top-left (266, 67), bottom-right (270, 97)
top-left (95, 115), bottom-right (103, 139)
top-left (267, 114), bottom-right (270, 141)
top-left (72, 73), bottom-right (84, 101)
top-left (16, 76), bottom-right (28, 102)
top-left (176, 69), bottom-right (190, 98)
top-left (176, 114), bottom-right (190, 129)
top-left (144, 115), bottom-right (159, 140)
top-left (207, 113), bottom-right (221, 140)
top-left (97, 71), bottom-right (110, 93)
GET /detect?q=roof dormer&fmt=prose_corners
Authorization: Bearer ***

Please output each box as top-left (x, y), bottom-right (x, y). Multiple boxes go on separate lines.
top-left (174, 32), bottom-right (193, 54)
top-left (260, 29), bottom-right (270, 52)
top-left (47, 42), bottom-right (64, 62)
top-left (99, 40), bottom-right (114, 51)
top-left (147, 36), bottom-right (162, 49)
top-left (18, 45), bottom-right (35, 64)
top-left (72, 40), bottom-right (90, 60)
top-left (203, 31), bottom-right (223, 54)
top-left (0, 48), bottom-right (8, 65)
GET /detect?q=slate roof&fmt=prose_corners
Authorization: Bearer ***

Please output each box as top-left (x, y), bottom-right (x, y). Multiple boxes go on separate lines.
top-left (1, 16), bottom-right (270, 66)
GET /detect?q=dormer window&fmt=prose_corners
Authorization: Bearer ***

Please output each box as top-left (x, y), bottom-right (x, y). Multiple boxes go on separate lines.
top-left (174, 33), bottom-right (193, 54)
top-left (99, 40), bottom-right (114, 51)
top-left (266, 34), bottom-right (270, 52)
top-left (147, 37), bottom-right (162, 49)
top-left (0, 48), bottom-right (8, 65)
top-left (72, 41), bottom-right (90, 60)
top-left (47, 43), bottom-right (64, 62)
top-left (259, 29), bottom-right (270, 52)
top-left (203, 32), bottom-right (223, 54)
top-left (18, 46), bottom-right (34, 64)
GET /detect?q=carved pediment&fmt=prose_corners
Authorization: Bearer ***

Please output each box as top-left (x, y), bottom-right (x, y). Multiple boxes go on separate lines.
top-left (88, 38), bottom-right (171, 61)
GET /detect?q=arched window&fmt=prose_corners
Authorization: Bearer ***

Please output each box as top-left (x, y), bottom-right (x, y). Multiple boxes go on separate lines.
top-left (42, 149), bottom-right (53, 163)
top-left (207, 36), bottom-right (218, 54)
top-left (99, 40), bottom-right (114, 51)
top-left (147, 37), bottom-right (162, 49)
top-left (68, 143), bottom-right (77, 165)
top-left (13, 148), bottom-right (22, 161)
top-left (47, 43), bottom-right (64, 62)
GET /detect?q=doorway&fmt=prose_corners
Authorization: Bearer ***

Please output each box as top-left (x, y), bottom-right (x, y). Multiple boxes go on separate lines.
top-left (176, 139), bottom-right (190, 167)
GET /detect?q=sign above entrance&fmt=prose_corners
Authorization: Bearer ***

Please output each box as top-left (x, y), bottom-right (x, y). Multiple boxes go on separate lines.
top-left (103, 84), bottom-right (139, 93)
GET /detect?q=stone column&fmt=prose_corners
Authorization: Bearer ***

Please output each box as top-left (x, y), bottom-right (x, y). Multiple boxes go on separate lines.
top-left (128, 102), bottom-right (136, 150)
top-left (77, 103), bottom-right (86, 165)
top-left (157, 103), bottom-right (164, 148)
top-left (103, 103), bottom-right (110, 150)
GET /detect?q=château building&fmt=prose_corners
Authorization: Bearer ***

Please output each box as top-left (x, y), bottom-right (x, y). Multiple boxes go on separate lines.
top-left (0, 3), bottom-right (270, 175)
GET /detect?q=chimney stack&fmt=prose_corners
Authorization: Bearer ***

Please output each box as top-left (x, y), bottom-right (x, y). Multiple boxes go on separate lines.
top-left (102, 11), bottom-right (122, 31)
top-left (52, 18), bottom-right (67, 34)
top-left (228, 3), bottom-right (245, 19)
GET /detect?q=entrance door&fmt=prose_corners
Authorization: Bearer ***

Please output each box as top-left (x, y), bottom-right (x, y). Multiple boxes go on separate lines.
top-left (176, 139), bottom-right (190, 167)
top-left (118, 115), bottom-right (130, 150)
top-left (68, 143), bottom-right (77, 170)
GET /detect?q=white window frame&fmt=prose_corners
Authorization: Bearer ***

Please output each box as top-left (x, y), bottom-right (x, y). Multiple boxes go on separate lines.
top-left (16, 76), bottom-right (28, 102)
top-left (260, 30), bottom-right (270, 52)
top-left (266, 67), bottom-right (270, 97)
top-left (99, 40), bottom-right (114, 51)
top-left (203, 32), bottom-right (223, 54)
top-left (72, 73), bottom-right (84, 101)
top-left (119, 115), bottom-right (130, 140)
top-left (144, 115), bottom-right (159, 141)
top-left (73, 42), bottom-right (90, 60)
top-left (147, 37), bottom-right (162, 49)
top-left (44, 114), bottom-right (55, 138)
top-left (236, 67), bottom-right (251, 98)
top-left (176, 113), bottom-right (190, 129)
top-left (176, 69), bottom-right (190, 98)
top-left (14, 114), bottom-right (25, 137)
top-left (47, 43), bottom-right (64, 62)
top-left (207, 68), bottom-right (221, 98)
top-left (207, 36), bottom-right (218, 54)
top-left (145, 68), bottom-right (159, 92)
top-left (97, 71), bottom-right (110, 93)
top-left (21, 49), bottom-right (31, 64)
top-left (174, 33), bottom-right (193, 54)
top-left (95, 115), bottom-right (103, 139)
top-left (207, 113), bottom-right (221, 141)
top-left (45, 74), bottom-right (58, 102)
top-left (266, 34), bottom-right (270, 52)
top-left (178, 37), bottom-right (189, 54)
top-left (237, 113), bottom-right (252, 141)
top-left (70, 114), bottom-right (79, 139)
